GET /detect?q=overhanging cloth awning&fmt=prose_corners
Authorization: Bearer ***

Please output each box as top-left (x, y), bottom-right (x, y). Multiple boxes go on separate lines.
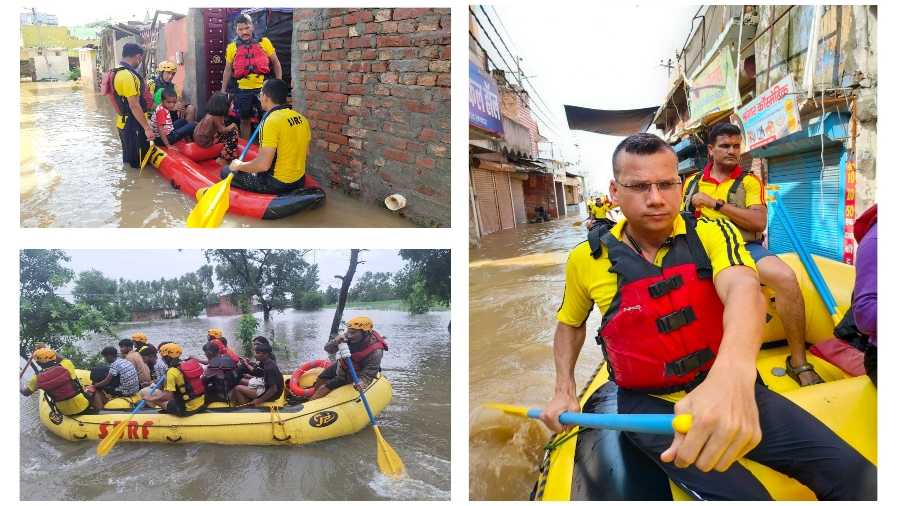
top-left (564, 105), bottom-right (659, 136)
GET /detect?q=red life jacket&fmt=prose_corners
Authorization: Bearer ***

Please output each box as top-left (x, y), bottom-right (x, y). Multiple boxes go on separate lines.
top-left (344, 331), bottom-right (388, 370)
top-left (35, 365), bottom-right (82, 402)
top-left (590, 215), bottom-right (725, 393)
top-left (176, 358), bottom-right (206, 400)
top-left (232, 38), bottom-right (271, 79)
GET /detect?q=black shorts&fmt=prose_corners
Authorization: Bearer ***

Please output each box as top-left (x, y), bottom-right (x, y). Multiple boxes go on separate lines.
top-left (318, 362), bottom-right (350, 391)
top-left (220, 166), bottom-right (305, 195)
top-left (234, 88), bottom-right (262, 120)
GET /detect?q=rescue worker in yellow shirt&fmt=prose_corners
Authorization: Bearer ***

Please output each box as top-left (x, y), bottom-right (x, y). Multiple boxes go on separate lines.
top-left (141, 343), bottom-right (206, 417)
top-left (222, 79), bottom-right (310, 195)
top-left (586, 194), bottom-right (617, 230)
top-left (681, 123), bottom-right (822, 386)
top-left (541, 133), bottom-right (874, 499)
top-left (111, 43), bottom-right (156, 168)
top-left (20, 348), bottom-right (94, 416)
top-left (221, 13), bottom-right (282, 140)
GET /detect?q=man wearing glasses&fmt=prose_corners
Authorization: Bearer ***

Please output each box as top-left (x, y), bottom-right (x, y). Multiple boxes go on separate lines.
top-left (539, 133), bottom-right (874, 499)
top-left (681, 123), bottom-right (822, 387)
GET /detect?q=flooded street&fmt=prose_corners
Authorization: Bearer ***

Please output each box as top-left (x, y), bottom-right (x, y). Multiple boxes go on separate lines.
top-left (21, 308), bottom-right (450, 500)
top-left (20, 82), bottom-right (412, 228)
top-left (469, 213), bottom-right (605, 500)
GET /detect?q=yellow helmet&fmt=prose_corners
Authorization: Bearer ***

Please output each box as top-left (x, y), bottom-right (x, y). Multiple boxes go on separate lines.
top-left (159, 343), bottom-right (183, 359)
top-left (157, 60), bottom-right (177, 73)
top-left (131, 332), bottom-right (148, 344)
top-left (34, 348), bottom-right (58, 363)
top-left (207, 328), bottom-right (223, 339)
top-left (347, 316), bottom-right (373, 331)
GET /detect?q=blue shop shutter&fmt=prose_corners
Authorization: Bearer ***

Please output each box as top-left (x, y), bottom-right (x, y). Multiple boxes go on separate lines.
top-left (766, 147), bottom-right (844, 261)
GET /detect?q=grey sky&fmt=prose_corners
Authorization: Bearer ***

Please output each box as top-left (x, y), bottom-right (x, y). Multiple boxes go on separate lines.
top-left (488, 4), bottom-right (700, 195)
top-left (62, 250), bottom-right (406, 292)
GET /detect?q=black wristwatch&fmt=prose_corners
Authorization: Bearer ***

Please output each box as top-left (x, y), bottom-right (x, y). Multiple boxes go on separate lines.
top-left (714, 199), bottom-right (725, 211)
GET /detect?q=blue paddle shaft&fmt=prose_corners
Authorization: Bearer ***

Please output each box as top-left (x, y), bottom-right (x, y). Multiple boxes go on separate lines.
top-left (525, 408), bottom-right (676, 435)
top-left (127, 374), bottom-right (166, 415)
top-left (237, 110), bottom-right (271, 162)
top-left (343, 356), bottom-right (378, 427)
top-left (770, 195), bottom-right (837, 314)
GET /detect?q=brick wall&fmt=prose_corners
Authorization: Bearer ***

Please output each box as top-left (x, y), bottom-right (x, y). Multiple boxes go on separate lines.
top-left (523, 173), bottom-right (559, 221)
top-left (293, 8), bottom-right (451, 227)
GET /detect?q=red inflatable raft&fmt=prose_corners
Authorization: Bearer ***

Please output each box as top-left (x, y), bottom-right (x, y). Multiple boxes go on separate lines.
top-left (149, 140), bottom-right (326, 220)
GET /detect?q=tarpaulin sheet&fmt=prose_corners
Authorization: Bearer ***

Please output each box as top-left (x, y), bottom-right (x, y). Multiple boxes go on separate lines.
top-left (564, 104), bottom-right (658, 136)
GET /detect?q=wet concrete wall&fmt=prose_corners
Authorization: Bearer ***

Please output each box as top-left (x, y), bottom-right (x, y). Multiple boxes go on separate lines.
top-left (754, 5), bottom-right (877, 216)
top-left (183, 9), bottom-right (205, 115)
top-left (162, 17), bottom-right (188, 96)
top-left (292, 8), bottom-right (451, 227)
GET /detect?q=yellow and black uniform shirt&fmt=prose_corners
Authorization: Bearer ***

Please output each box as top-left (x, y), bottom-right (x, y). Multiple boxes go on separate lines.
top-left (164, 367), bottom-right (205, 412)
top-left (225, 37), bottom-right (276, 90)
top-left (26, 359), bottom-right (90, 415)
top-left (113, 68), bottom-right (145, 130)
top-left (261, 107), bottom-right (311, 184)
top-left (681, 165), bottom-right (765, 222)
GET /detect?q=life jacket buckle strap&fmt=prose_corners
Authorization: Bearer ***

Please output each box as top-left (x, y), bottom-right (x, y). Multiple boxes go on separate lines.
top-left (655, 306), bottom-right (696, 333)
top-left (648, 274), bottom-right (684, 298)
top-left (665, 347), bottom-right (714, 377)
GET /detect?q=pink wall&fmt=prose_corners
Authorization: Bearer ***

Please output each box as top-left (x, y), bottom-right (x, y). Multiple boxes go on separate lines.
top-left (163, 17), bottom-right (188, 94)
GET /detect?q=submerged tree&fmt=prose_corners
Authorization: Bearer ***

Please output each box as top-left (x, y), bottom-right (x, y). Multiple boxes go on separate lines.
top-left (399, 249), bottom-right (450, 305)
top-left (205, 249), bottom-right (311, 321)
top-left (330, 249), bottom-right (364, 337)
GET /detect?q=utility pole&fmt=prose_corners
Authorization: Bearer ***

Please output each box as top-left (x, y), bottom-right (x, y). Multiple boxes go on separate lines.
top-left (659, 58), bottom-right (674, 78)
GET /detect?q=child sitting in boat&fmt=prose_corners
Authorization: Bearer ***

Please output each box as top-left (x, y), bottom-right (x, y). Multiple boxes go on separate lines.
top-left (193, 92), bottom-right (240, 167)
top-left (152, 88), bottom-right (198, 150)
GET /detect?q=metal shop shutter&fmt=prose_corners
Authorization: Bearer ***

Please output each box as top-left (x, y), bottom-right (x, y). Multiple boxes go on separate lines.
top-left (494, 172), bottom-right (516, 230)
top-left (510, 178), bottom-right (527, 224)
top-left (766, 146), bottom-right (844, 261)
top-left (472, 168), bottom-right (500, 235)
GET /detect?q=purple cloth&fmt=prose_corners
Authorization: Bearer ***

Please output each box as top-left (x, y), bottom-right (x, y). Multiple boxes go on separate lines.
top-left (852, 223), bottom-right (877, 345)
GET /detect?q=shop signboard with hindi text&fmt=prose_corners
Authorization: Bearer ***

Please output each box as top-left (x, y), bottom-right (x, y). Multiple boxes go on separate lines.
top-left (469, 60), bottom-right (504, 137)
top-left (687, 49), bottom-right (738, 125)
top-left (738, 76), bottom-right (802, 151)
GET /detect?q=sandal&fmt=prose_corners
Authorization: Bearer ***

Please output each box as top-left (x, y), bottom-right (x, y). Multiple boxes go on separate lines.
top-left (785, 356), bottom-right (825, 386)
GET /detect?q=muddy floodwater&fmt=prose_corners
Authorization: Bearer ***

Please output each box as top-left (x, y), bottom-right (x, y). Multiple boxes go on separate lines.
top-left (469, 213), bottom-right (605, 500)
top-left (20, 81), bottom-right (412, 228)
top-left (21, 308), bottom-right (450, 500)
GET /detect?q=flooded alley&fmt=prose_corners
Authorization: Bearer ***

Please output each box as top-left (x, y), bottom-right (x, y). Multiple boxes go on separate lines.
top-left (468, 213), bottom-right (605, 500)
top-left (21, 308), bottom-right (450, 500)
top-left (20, 82), bottom-right (412, 228)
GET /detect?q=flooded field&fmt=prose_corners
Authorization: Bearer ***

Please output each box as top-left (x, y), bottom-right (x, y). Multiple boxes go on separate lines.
top-left (21, 308), bottom-right (450, 500)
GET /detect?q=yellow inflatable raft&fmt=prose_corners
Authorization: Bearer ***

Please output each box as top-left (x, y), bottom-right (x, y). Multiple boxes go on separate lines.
top-left (38, 372), bottom-right (392, 446)
top-left (532, 254), bottom-right (876, 500)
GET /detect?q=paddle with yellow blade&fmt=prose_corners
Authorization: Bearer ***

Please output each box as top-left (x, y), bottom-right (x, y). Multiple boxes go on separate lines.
top-left (185, 114), bottom-right (267, 228)
top-left (337, 342), bottom-right (406, 478)
top-left (96, 374), bottom-right (166, 457)
top-left (485, 403), bottom-right (693, 435)
top-left (138, 140), bottom-right (155, 176)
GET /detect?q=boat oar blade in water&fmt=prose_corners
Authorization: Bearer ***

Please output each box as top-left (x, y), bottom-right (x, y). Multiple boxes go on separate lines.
top-left (373, 425), bottom-right (406, 478)
top-left (338, 342), bottom-right (406, 478)
top-left (185, 113), bottom-right (267, 228)
top-left (486, 403), bottom-right (692, 435)
top-left (97, 375), bottom-right (166, 457)
top-left (186, 173), bottom-right (232, 228)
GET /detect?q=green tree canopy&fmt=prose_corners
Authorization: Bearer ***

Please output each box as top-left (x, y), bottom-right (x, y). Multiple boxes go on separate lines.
top-left (19, 250), bottom-right (111, 359)
top-left (399, 249), bottom-right (450, 305)
top-left (205, 249), bottom-right (311, 320)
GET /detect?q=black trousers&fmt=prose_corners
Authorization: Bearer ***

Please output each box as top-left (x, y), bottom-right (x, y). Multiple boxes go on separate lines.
top-left (616, 383), bottom-right (877, 500)
top-left (220, 166), bottom-right (305, 195)
top-left (119, 115), bottom-right (149, 168)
